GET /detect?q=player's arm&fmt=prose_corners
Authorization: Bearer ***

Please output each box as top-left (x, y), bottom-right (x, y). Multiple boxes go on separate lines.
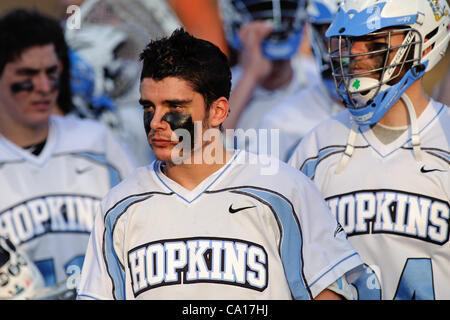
top-left (314, 289), bottom-right (342, 300)
top-left (291, 171), bottom-right (363, 299)
top-left (222, 21), bottom-right (273, 129)
top-left (315, 275), bottom-right (356, 300)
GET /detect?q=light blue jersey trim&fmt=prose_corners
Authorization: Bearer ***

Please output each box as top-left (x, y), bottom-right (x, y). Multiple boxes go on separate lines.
top-left (76, 293), bottom-right (101, 300)
top-left (426, 149), bottom-right (450, 163)
top-left (153, 150), bottom-right (241, 204)
top-left (309, 252), bottom-right (358, 287)
top-left (300, 146), bottom-right (345, 178)
top-left (78, 152), bottom-right (121, 187)
top-left (103, 194), bottom-right (153, 300)
top-left (237, 187), bottom-right (311, 300)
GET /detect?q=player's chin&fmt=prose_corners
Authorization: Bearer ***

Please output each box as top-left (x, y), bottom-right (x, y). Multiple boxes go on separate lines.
top-left (151, 144), bottom-right (180, 162)
top-left (25, 110), bottom-right (53, 127)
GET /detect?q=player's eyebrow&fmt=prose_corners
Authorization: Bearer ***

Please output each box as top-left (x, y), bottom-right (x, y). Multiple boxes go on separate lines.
top-left (138, 98), bottom-right (193, 106)
top-left (16, 65), bottom-right (58, 76)
top-left (139, 98), bottom-right (153, 106)
top-left (163, 98), bottom-right (192, 106)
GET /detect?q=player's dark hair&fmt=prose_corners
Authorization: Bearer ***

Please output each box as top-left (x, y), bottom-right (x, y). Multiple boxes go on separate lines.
top-left (139, 28), bottom-right (232, 111)
top-left (0, 9), bottom-right (73, 114)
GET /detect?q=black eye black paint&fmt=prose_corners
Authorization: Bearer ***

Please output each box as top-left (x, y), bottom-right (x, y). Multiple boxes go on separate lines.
top-left (144, 111), bottom-right (196, 148)
top-left (10, 78), bottom-right (59, 94)
top-left (10, 80), bottom-right (34, 94)
top-left (143, 111), bottom-right (154, 136)
top-left (162, 112), bottom-right (195, 140)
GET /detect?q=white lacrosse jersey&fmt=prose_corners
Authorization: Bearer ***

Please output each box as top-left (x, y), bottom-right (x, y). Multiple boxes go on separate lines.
top-left (0, 115), bottom-right (136, 288)
top-left (259, 81), bottom-right (342, 161)
top-left (77, 150), bottom-right (363, 300)
top-left (288, 100), bottom-right (450, 300)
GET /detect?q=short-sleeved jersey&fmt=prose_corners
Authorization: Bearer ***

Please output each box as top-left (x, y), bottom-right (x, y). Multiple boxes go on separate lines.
top-left (259, 81), bottom-right (342, 161)
top-left (0, 115), bottom-right (136, 287)
top-left (288, 100), bottom-right (450, 299)
top-left (77, 150), bottom-right (363, 300)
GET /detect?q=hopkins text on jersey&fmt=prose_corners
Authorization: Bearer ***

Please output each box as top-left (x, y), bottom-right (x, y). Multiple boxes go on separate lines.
top-left (326, 190), bottom-right (449, 245)
top-left (0, 195), bottom-right (100, 245)
top-left (128, 237), bottom-right (268, 297)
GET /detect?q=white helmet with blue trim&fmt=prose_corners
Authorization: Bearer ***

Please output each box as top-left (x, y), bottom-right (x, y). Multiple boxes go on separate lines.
top-left (326, 0), bottom-right (450, 125)
top-left (219, 0), bottom-right (307, 60)
top-left (306, 0), bottom-right (341, 99)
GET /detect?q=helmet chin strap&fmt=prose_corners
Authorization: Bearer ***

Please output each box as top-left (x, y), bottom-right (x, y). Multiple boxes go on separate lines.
top-left (401, 92), bottom-right (422, 162)
top-left (335, 92), bottom-right (422, 174)
top-left (335, 121), bottom-right (358, 174)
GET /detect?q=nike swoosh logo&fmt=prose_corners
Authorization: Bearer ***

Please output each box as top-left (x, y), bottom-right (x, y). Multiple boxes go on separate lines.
top-left (76, 167), bottom-right (92, 174)
top-left (228, 205), bottom-right (256, 214)
top-left (420, 166), bottom-right (446, 173)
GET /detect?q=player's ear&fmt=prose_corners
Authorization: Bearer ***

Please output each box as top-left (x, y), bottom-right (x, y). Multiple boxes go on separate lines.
top-left (208, 97), bottom-right (229, 128)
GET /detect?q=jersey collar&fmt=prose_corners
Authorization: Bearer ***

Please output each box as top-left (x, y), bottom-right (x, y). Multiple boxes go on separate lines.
top-left (152, 150), bottom-right (241, 204)
top-left (358, 99), bottom-right (446, 158)
top-left (0, 116), bottom-right (60, 167)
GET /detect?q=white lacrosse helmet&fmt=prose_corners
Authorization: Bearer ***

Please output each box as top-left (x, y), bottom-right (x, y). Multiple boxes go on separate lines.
top-left (65, 0), bottom-right (181, 102)
top-left (219, 0), bottom-right (307, 60)
top-left (306, 0), bottom-right (341, 99)
top-left (307, 0), bottom-right (340, 24)
top-left (326, 0), bottom-right (450, 125)
top-left (0, 237), bottom-right (45, 300)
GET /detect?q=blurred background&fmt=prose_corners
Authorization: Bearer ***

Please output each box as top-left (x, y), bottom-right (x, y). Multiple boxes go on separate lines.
top-left (0, 0), bottom-right (448, 166)
top-left (0, 0), bottom-right (235, 166)
top-left (0, 0), bottom-right (446, 91)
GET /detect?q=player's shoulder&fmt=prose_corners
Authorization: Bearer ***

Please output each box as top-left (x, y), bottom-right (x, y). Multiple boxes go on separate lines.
top-left (314, 108), bottom-right (351, 131)
top-left (286, 109), bottom-right (351, 166)
top-left (428, 99), bottom-right (449, 127)
top-left (298, 109), bottom-right (352, 147)
top-left (53, 114), bottom-right (108, 132)
top-left (421, 99), bottom-right (450, 149)
top-left (52, 115), bottom-right (114, 152)
top-left (229, 150), bottom-right (313, 194)
top-left (52, 115), bottom-right (110, 140)
top-left (100, 163), bottom-right (161, 213)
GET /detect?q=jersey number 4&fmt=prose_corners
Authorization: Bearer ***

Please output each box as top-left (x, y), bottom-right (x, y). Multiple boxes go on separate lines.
top-left (352, 258), bottom-right (435, 300)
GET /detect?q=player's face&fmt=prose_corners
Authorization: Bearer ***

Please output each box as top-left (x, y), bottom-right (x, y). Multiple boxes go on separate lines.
top-left (347, 29), bottom-right (405, 80)
top-left (140, 76), bottom-right (211, 162)
top-left (0, 44), bottom-right (60, 131)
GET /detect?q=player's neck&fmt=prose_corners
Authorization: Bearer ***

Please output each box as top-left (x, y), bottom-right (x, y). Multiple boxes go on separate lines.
top-left (163, 145), bottom-right (234, 191)
top-left (378, 80), bottom-right (430, 127)
top-left (0, 117), bottom-right (49, 148)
